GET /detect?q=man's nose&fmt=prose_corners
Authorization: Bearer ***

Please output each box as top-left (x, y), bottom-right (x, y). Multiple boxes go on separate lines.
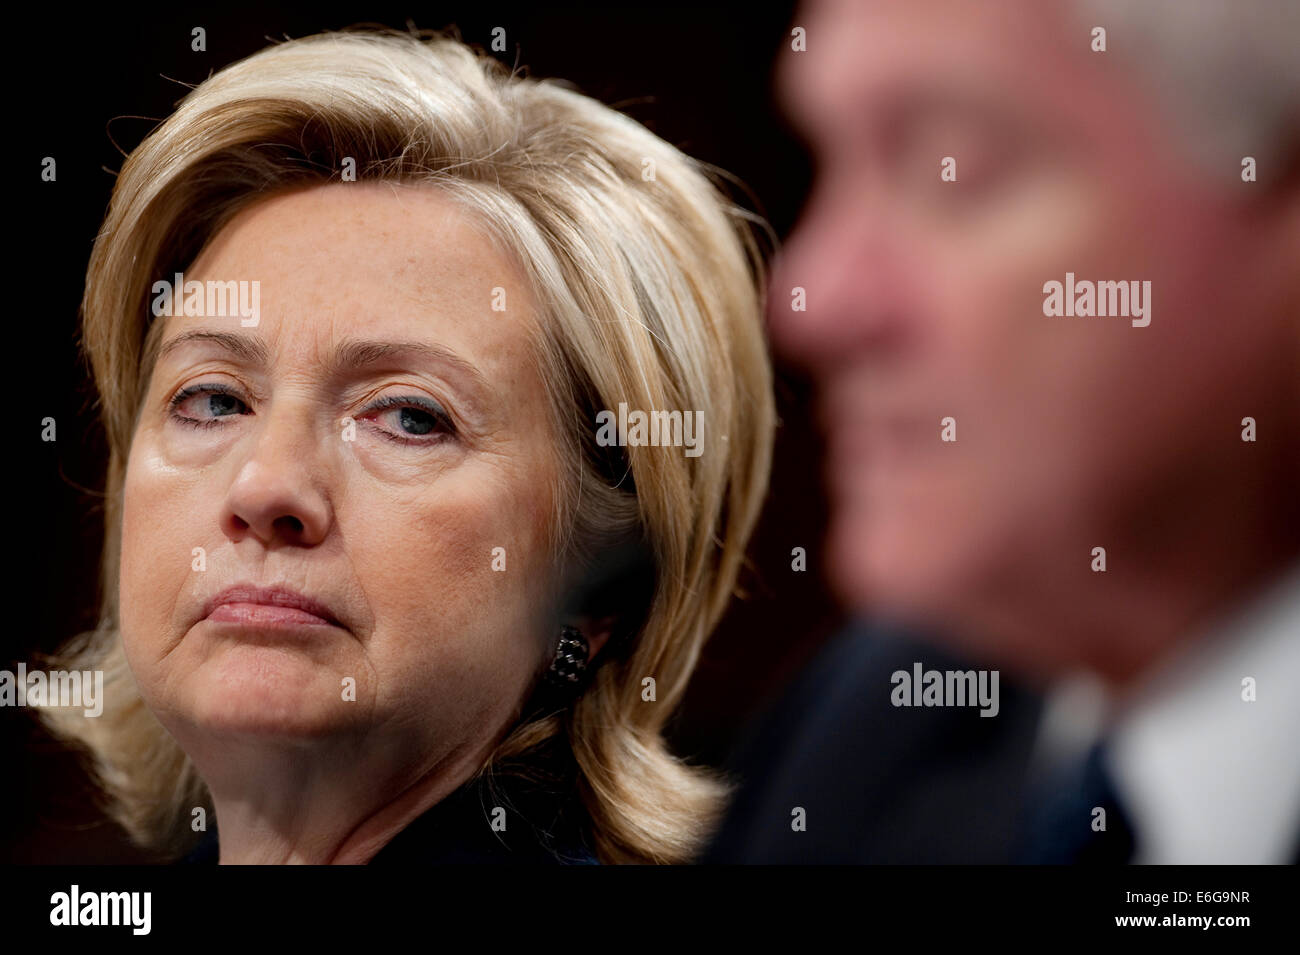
top-left (767, 186), bottom-right (910, 370)
top-left (219, 404), bottom-right (332, 549)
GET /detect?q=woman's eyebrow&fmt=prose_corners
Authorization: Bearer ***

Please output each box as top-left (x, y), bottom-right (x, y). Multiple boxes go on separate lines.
top-left (329, 338), bottom-right (488, 397)
top-left (155, 330), bottom-right (489, 398)
top-left (157, 329), bottom-right (270, 366)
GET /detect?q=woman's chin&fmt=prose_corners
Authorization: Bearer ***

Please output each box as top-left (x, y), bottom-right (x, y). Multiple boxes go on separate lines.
top-left (178, 653), bottom-right (362, 740)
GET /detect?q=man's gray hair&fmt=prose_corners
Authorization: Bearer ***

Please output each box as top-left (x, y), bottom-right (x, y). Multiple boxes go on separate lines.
top-left (1071, 0), bottom-right (1299, 181)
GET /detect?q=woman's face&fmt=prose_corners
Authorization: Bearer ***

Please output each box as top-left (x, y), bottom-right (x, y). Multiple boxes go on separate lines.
top-left (120, 182), bottom-right (560, 778)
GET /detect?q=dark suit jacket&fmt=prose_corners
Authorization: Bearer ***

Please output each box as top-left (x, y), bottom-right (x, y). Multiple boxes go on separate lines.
top-left (704, 620), bottom-right (1057, 863)
top-left (706, 620), bottom-right (1300, 864)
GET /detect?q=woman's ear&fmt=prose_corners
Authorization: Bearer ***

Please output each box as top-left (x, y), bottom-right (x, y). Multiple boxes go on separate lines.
top-left (574, 615), bottom-right (617, 662)
top-left (561, 535), bottom-right (655, 666)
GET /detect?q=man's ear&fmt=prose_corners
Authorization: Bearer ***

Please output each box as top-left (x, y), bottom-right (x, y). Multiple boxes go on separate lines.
top-left (1260, 113), bottom-right (1300, 214)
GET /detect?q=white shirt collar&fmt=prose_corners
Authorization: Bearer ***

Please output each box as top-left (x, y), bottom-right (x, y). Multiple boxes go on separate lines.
top-left (1032, 561), bottom-right (1300, 863)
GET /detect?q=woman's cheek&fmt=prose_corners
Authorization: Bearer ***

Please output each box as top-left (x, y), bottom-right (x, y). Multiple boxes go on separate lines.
top-left (355, 477), bottom-right (546, 683)
top-left (341, 427), bottom-right (470, 486)
top-left (119, 444), bottom-right (192, 666)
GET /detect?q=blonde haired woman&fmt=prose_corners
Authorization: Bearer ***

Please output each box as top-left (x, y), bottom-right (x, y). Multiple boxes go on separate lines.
top-left (37, 29), bottom-right (774, 864)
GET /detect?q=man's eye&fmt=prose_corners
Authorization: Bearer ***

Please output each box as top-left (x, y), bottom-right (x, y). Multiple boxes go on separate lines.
top-left (168, 384), bottom-right (250, 428)
top-left (888, 113), bottom-right (1024, 208)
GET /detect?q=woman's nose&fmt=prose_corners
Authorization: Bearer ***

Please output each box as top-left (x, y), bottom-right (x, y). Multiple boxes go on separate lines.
top-left (219, 406), bottom-right (332, 549)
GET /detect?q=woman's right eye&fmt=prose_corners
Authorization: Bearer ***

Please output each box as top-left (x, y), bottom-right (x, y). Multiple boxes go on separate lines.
top-left (168, 384), bottom-right (251, 429)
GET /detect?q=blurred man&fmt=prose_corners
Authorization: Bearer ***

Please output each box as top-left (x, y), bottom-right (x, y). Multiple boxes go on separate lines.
top-left (709, 0), bottom-right (1300, 863)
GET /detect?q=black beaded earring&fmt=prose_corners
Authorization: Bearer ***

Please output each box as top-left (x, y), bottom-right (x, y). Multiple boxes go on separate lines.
top-left (544, 625), bottom-right (590, 688)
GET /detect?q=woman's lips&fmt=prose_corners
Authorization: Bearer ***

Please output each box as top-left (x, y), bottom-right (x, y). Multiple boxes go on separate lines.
top-left (205, 602), bottom-right (335, 627)
top-left (201, 585), bottom-right (341, 629)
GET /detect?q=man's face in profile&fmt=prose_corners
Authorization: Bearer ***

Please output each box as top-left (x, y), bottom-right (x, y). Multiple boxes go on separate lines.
top-left (772, 0), bottom-right (1299, 677)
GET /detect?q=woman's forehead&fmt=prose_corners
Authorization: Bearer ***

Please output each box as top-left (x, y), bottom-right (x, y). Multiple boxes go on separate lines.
top-left (189, 183), bottom-right (530, 305)
top-left (159, 184), bottom-right (540, 375)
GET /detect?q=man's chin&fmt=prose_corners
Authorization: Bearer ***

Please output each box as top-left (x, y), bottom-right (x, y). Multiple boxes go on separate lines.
top-left (829, 518), bottom-right (1083, 681)
top-left (828, 510), bottom-right (983, 625)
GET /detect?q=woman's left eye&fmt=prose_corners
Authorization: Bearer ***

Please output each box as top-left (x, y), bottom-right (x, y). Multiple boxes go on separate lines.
top-left (168, 384), bottom-right (251, 428)
top-left (363, 396), bottom-right (457, 445)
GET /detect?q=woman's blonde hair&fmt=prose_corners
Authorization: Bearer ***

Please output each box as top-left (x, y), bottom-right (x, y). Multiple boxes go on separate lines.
top-left (38, 28), bottom-right (775, 864)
